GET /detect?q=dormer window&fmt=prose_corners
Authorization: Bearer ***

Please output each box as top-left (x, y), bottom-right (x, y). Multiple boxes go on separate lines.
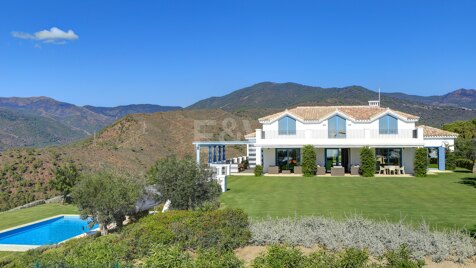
top-left (379, 115), bottom-right (398, 134)
top-left (328, 115), bottom-right (346, 138)
top-left (278, 116), bottom-right (296, 135)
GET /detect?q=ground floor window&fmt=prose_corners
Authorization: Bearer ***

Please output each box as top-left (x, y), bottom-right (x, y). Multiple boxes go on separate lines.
top-left (276, 148), bottom-right (301, 171)
top-left (427, 147), bottom-right (439, 169)
top-left (375, 148), bottom-right (402, 167)
top-left (325, 148), bottom-right (350, 172)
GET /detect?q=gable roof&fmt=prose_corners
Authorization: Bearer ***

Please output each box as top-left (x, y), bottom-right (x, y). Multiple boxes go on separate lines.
top-left (418, 125), bottom-right (459, 138)
top-left (259, 106), bottom-right (419, 123)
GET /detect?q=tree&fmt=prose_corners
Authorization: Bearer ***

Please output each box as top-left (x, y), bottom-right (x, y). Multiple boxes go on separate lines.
top-left (414, 148), bottom-right (428, 177)
top-left (301, 145), bottom-right (317, 177)
top-left (445, 150), bottom-right (456, 170)
top-left (147, 156), bottom-right (221, 210)
top-left (72, 171), bottom-right (144, 234)
top-left (360, 146), bottom-right (375, 177)
top-left (50, 162), bottom-right (80, 204)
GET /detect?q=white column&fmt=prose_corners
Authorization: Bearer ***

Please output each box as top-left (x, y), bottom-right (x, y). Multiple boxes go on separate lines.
top-left (195, 145), bottom-right (200, 164)
top-left (255, 146), bottom-right (262, 166)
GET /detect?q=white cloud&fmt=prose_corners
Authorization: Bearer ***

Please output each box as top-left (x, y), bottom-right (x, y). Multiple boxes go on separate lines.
top-left (11, 27), bottom-right (79, 44)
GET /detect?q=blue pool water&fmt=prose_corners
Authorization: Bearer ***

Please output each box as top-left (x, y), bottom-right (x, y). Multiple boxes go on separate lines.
top-left (0, 216), bottom-right (98, 246)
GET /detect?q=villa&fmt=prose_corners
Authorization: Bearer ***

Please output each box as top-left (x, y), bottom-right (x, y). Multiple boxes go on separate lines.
top-left (194, 101), bottom-right (458, 175)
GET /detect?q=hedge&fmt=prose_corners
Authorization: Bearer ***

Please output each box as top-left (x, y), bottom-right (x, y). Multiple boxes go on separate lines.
top-left (360, 146), bottom-right (375, 177)
top-left (301, 145), bottom-right (317, 176)
top-left (414, 148), bottom-right (428, 177)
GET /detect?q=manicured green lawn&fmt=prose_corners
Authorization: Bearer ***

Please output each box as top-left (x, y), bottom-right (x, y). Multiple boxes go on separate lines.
top-left (221, 171), bottom-right (476, 230)
top-left (0, 203), bottom-right (78, 231)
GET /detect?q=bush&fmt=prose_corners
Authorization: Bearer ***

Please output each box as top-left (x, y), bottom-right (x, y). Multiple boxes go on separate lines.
top-left (254, 165), bottom-right (263, 177)
top-left (360, 146), bottom-right (375, 177)
top-left (414, 148), bottom-right (428, 177)
top-left (250, 216), bottom-right (475, 262)
top-left (144, 244), bottom-right (193, 268)
top-left (195, 248), bottom-right (244, 268)
top-left (252, 245), bottom-right (306, 268)
top-left (445, 150), bottom-right (456, 170)
top-left (301, 145), bottom-right (317, 177)
top-left (147, 156), bottom-right (221, 210)
top-left (124, 208), bottom-right (251, 255)
top-left (455, 158), bottom-right (474, 171)
top-left (383, 246), bottom-right (425, 268)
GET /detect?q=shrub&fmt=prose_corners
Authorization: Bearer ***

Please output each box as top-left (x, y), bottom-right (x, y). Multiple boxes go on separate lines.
top-left (250, 216), bottom-right (475, 262)
top-left (383, 246), bottom-right (425, 268)
top-left (123, 208), bottom-right (251, 255)
top-left (147, 156), bottom-right (221, 210)
top-left (195, 248), bottom-right (244, 268)
top-left (254, 165), bottom-right (263, 177)
top-left (301, 145), bottom-right (317, 177)
top-left (144, 244), bottom-right (193, 268)
top-left (455, 158), bottom-right (474, 171)
top-left (252, 245), bottom-right (306, 268)
top-left (360, 146), bottom-right (375, 177)
top-left (445, 150), bottom-right (456, 170)
top-left (414, 148), bottom-right (428, 177)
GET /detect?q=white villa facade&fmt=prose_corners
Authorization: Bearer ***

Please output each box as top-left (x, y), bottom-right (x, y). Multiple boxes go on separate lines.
top-left (194, 102), bottom-right (458, 175)
top-left (248, 103), bottom-right (457, 174)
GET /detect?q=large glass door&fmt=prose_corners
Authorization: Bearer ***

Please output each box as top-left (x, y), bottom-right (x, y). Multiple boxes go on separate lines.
top-left (325, 149), bottom-right (341, 172)
top-left (276, 148), bottom-right (301, 172)
top-left (325, 148), bottom-right (350, 172)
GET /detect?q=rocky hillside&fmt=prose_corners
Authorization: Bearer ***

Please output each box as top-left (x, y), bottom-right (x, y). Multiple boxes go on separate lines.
top-left (188, 82), bottom-right (476, 127)
top-left (0, 97), bottom-right (181, 150)
top-left (0, 109), bottom-right (258, 211)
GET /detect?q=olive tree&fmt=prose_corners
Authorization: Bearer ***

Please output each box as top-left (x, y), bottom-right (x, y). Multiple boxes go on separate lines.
top-left (147, 156), bottom-right (221, 210)
top-left (72, 171), bottom-right (144, 234)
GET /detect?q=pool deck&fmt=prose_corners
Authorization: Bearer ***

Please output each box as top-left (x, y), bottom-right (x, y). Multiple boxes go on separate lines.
top-left (0, 214), bottom-right (97, 252)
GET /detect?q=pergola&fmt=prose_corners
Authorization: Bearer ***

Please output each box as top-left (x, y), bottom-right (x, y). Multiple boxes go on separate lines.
top-left (192, 141), bottom-right (251, 164)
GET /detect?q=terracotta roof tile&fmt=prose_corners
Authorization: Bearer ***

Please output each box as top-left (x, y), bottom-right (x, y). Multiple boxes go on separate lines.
top-left (259, 106), bottom-right (419, 122)
top-left (419, 125), bottom-right (459, 138)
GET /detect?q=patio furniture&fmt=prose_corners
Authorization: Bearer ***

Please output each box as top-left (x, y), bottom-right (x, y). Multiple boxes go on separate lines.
top-left (316, 166), bottom-right (326, 175)
top-left (379, 166), bottom-right (386, 174)
top-left (268, 166), bottom-right (279, 174)
top-left (385, 165), bottom-right (397, 175)
top-left (331, 166), bottom-right (345, 176)
top-left (282, 170), bottom-right (291, 174)
top-left (294, 166), bottom-right (303, 174)
top-left (351, 165), bottom-right (360, 176)
top-left (399, 166), bottom-right (406, 175)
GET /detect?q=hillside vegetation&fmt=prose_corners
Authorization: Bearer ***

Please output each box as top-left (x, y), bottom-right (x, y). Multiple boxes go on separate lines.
top-left (0, 109), bottom-right (258, 211)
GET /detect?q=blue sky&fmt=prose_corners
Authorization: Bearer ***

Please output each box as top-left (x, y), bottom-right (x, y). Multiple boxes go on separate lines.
top-left (0, 0), bottom-right (475, 107)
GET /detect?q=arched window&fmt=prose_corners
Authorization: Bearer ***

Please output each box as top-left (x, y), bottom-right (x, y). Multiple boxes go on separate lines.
top-left (328, 115), bottom-right (346, 138)
top-left (379, 115), bottom-right (398, 134)
top-left (278, 116), bottom-right (296, 135)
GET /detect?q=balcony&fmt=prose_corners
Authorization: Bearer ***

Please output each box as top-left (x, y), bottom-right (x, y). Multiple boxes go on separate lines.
top-left (262, 129), bottom-right (418, 140)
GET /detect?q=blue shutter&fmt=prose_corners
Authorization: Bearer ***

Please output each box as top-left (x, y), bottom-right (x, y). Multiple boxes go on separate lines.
top-left (438, 147), bottom-right (446, 171)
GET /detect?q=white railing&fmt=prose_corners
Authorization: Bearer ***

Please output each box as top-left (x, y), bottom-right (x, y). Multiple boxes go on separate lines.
top-left (263, 130), bottom-right (306, 139)
top-left (262, 129), bottom-right (417, 140)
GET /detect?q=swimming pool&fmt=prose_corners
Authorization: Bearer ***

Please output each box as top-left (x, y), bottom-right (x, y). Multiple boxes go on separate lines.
top-left (0, 215), bottom-right (98, 248)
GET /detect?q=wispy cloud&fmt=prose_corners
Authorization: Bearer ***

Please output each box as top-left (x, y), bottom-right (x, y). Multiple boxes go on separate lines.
top-left (11, 27), bottom-right (79, 45)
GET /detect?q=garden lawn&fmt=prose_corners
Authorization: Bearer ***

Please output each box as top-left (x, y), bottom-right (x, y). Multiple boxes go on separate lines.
top-left (221, 171), bottom-right (476, 230)
top-left (0, 203), bottom-right (78, 231)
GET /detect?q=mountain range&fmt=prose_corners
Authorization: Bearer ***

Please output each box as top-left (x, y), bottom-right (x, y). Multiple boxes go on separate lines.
top-left (0, 97), bottom-right (181, 150)
top-left (0, 83), bottom-right (475, 151)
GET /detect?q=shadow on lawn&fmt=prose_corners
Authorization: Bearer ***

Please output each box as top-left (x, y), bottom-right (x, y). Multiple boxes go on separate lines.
top-left (459, 177), bottom-right (476, 188)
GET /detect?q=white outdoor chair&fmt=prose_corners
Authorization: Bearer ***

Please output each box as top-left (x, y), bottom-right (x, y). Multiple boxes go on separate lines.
top-left (388, 166), bottom-right (397, 175)
top-left (379, 166), bottom-right (386, 174)
top-left (399, 166), bottom-right (406, 175)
